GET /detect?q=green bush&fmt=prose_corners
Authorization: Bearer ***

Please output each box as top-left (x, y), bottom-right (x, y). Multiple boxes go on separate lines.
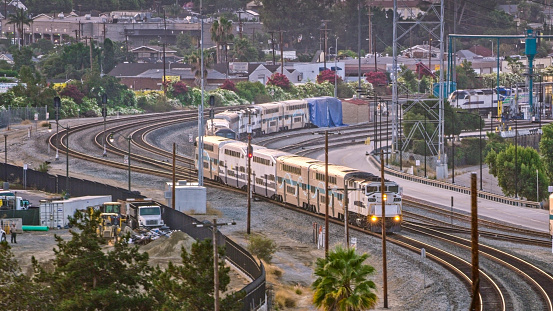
top-left (38, 161), bottom-right (50, 173)
top-left (247, 235), bottom-right (277, 263)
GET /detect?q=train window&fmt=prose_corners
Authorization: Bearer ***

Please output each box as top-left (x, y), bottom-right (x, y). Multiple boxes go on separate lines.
top-left (240, 166), bottom-right (245, 173)
top-left (285, 115), bottom-right (289, 119)
top-left (220, 161), bottom-right (224, 166)
top-left (203, 162), bottom-right (209, 168)
top-left (302, 184), bottom-right (307, 190)
top-left (311, 187), bottom-right (316, 193)
top-left (337, 193), bottom-right (343, 201)
top-left (213, 159), bottom-right (218, 165)
top-left (320, 195), bottom-right (326, 203)
top-left (387, 185), bottom-right (399, 192)
top-left (367, 186), bottom-right (378, 192)
top-left (269, 175), bottom-right (275, 181)
top-left (277, 176), bottom-right (282, 183)
top-left (287, 185), bottom-right (295, 194)
top-left (279, 116), bottom-right (282, 120)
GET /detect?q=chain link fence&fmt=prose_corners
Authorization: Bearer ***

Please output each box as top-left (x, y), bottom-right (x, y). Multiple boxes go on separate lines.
top-left (0, 106), bottom-right (50, 129)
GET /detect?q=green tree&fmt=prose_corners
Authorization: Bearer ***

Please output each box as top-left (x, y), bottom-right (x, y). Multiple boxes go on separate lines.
top-left (235, 81), bottom-right (268, 103)
top-left (488, 145), bottom-right (548, 201)
top-left (210, 17), bottom-right (234, 64)
top-left (32, 209), bottom-right (156, 310)
top-left (539, 123), bottom-right (553, 183)
top-left (102, 38), bottom-right (116, 74)
top-left (231, 37), bottom-right (260, 62)
top-left (11, 46), bottom-right (34, 70)
top-left (312, 246), bottom-right (377, 310)
top-left (0, 242), bottom-right (53, 310)
top-left (186, 49), bottom-right (214, 87)
top-left (7, 8), bottom-right (32, 47)
top-left (153, 239), bottom-right (244, 310)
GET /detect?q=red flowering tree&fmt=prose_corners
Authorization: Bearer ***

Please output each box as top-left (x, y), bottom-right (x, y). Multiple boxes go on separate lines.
top-left (267, 73), bottom-right (291, 90)
top-left (60, 84), bottom-right (85, 104)
top-left (220, 79), bottom-right (237, 92)
top-left (365, 71), bottom-right (388, 86)
top-left (171, 81), bottom-right (189, 96)
top-left (317, 69), bottom-right (342, 84)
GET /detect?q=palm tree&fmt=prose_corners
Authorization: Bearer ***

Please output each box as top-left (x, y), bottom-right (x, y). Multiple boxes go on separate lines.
top-left (7, 8), bottom-right (32, 47)
top-left (186, 49), bottom-right (214, 87)
top-left (210, 17), bottom-right (234, 64)
top-left (312, 246), bottom-right (378, 311)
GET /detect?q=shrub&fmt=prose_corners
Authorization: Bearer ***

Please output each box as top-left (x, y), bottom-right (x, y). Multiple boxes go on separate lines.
top-left (275, 291), bottom-right (296, 308)
top-left (247, 234), bottom-right (277, 263)
top-left (267, 73), bottom-right (291, 90)
top-left (220, 79), bottom-right (238, 92)
top-left (365, 71), bottom-right (388, 86)
top-left (60, 84), bottom-right (85, 104)
top-left (38, 161), bottom-right (50, 173)
top-left (316, 69), bottom-right (342, 85)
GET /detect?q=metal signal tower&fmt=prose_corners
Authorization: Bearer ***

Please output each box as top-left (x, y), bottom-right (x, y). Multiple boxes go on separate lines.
top-left (392, 0), bottom-right (446, 178)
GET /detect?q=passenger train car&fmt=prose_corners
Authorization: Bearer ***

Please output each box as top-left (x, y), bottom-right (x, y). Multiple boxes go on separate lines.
top-left (448, 88), bottom-right (508, 116)
top-left (196, 136), bottom-right (402, 233)
top-left (206, 97), bottom-right (339, 139)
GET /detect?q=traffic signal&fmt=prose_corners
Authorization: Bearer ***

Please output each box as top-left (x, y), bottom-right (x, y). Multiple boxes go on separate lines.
top-left (102, 93), bottom-right (107, 105)
top-left (54, 96), bottom-right (61, 108)
top-left (247, 145), bottom-right (253, 158)
top-left (209, 95), bottom-right (215, 107)
top-left (102, 107), bottom-right (107, 118)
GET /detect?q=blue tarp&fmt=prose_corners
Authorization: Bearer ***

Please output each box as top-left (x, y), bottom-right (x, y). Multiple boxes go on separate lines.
top-left (306, 97), bottom-right (345, 128)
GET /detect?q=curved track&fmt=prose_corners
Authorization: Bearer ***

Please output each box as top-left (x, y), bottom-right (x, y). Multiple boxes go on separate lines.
top-left (47, 112), bottom-right (553, 310)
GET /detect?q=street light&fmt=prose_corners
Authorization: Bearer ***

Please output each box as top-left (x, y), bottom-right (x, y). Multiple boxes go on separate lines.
top-left (193, 219), bottom-right (236, 311)
top-left (49, 121), bottom-right (70, 195)
top-left (457, 111), bottom-right (483, 190)
top-left (108, 132), bottom-right (132, 191)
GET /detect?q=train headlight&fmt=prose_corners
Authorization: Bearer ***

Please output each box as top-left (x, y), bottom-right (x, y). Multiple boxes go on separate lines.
top-left (371, 216), bottom-right (377, 222)
top-left (394, 216), bottom-right (400, 221)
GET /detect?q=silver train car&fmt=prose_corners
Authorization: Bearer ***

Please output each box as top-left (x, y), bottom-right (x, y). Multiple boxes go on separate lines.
top-left (196, 136), bottom-right (402, 233)
top-left (206, 99), bottom-right (311, 139)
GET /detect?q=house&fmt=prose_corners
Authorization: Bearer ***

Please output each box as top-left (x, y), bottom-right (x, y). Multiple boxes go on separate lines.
top-left (108, 62), bottom-right (228, 91)
top-left (469, 45), bottom-right (493, 58)
top-left (401, 44), bottom-right (441, 59)
top-left (0, 53), bottom-right (14, 64)
top-left (130, 46), bottom-right (182, 63)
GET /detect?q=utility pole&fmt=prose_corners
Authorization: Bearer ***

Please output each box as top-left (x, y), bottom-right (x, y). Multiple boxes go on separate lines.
top-left (368, 5), bottom-right (372, 57)
top-left (469, 173), bottom-right (480, 311)
top-left (279, 28), bottom-right (285, 74)
top-left (172, 143), bottom-right (176, 210)
top-left (163, 9), bottom-right (167, 95)
top-left (321, 20), bottom-right (330, 70)
top-left (269, 31), bottom-right (276, 64)
top-left (380, 150), bottom-right (388, 308)
top-left (247, 111), bottom-right (252, 234)
top-left (237, 9), bottom-right (245, 39)
top-left (193, 219), bottom-right (236, 311)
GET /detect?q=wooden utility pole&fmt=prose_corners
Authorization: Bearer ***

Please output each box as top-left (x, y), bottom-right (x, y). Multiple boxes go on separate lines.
top-left (368, 5), bottom-right (372, 58)
top-left (321, 20), bottom-right (331, 70)
top-left (380, 150), bottom-right (388, 308)
top-left (269, 31), bottom-right (276, 64)
top-left (324, 130), bottom-right (329, 258)
top-left (279, 28), bottom-right (285, 74)
top-left (469, 173), bottom-right (480, 311)
top-left (172, 143), bottom-right (176, 209)
top-left (247, 111), bottom-right (252, 234)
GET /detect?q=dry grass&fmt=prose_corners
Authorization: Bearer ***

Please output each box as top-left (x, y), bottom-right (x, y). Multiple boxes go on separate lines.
top-left (40, 121), bottom-right (50, 128)
top-left (265, 263), bottom-right (283, 284)
top-left (275, 289), bottom-right (297, 309)
top-left (21, 120), bottom-right (32, 125)
top-left (205, 202), bottom-right (222, 216)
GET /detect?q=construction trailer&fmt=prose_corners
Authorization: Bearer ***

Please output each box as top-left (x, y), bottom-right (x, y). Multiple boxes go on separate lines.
top-left (164, 180), bottom-right (207, 214)
top-left (39, 195), bottom-right (112, 229)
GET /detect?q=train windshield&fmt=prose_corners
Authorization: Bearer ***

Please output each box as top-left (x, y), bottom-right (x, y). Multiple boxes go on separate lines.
top-left (103, 203), bottom-right (121, 214)
top-left (387, 185), bottom-right (399, 193)
top-left (215, 129), bottom-right (236, 139)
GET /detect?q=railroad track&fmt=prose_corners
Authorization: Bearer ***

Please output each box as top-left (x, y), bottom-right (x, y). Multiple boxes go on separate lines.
top-left (47, 111), bottom-right (552, 310)
top-left (404, 222), bottom-right (553, 311)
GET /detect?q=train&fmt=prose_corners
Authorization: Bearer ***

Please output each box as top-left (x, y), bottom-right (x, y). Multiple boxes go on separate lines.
top-left (195, 136), bottom-right (403, 233)
top-left (448, 88), bottom-right (509, 116)
top-left (207, 97), bottom-right (344, 140)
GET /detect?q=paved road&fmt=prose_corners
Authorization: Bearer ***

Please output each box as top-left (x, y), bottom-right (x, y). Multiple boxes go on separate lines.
top-left (314, 143), bottom-right (550, 233)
